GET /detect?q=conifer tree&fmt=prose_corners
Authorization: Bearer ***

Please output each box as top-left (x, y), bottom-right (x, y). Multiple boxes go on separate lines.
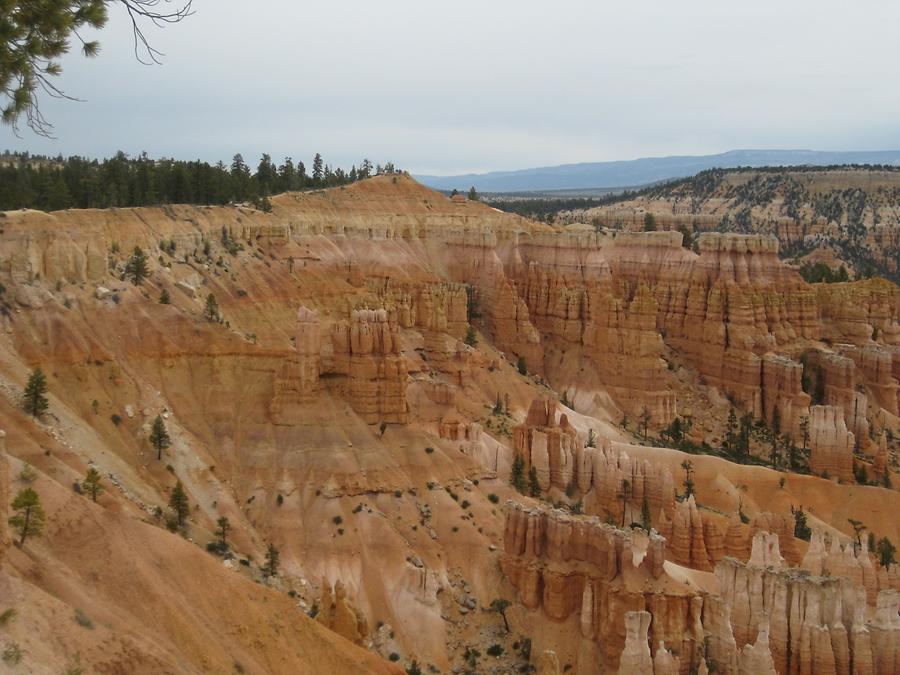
top-left (467, 186), bottom-right (478, 201)
top-left (9, 487), bottom-right (45, 545)
top-left (169, 480), bottom-right (189, 528)
top-left (23, 367), bottom-right (49, 418)
top-left (510, 455), bottom-right (526, 493)
top-left (528, 466), bottom-right (540, 497)
top-left (81, 467), bottom-right (105, 502)
top-left (312, 153), bottom-right (324, 183)
top-left (125, 246), bottom-right (149, 285)
top-left (641, 492), bottom-right (652, 530)
top-left (681, 460), bottom-right (695, 498)
top-left (149, 415), bottom-right (171, 460)
top-left (876, 537), bottom-right (896, 569)
top-left (216, 515), bottom-right (231, 548)
top-left (464, 325), bottom-right (477, 347)
top-left (204, 293), bottom-right (219, 322)
top-left (159, 288), bottom-right (170, 304)
top-left (263, 542), bottom-right (280, 577)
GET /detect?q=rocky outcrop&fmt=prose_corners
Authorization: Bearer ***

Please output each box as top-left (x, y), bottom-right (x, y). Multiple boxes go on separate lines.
top-left (513, 398), bottom-right (579, 491)
top-left (617, 611), bottom-right (653, 674)
top-left (513, 400), bottom-right (676, 523)
top-left (837, 344), bottom-right (899, 416)
top-left (538, 650), bottom-right (562, 675)
top-left (809, 405), bottom-right (855, 481)
top-left (761, 354), bottom-right (811, 439)
top-left (271, 307), bottom-right (321, 420)
top-left (660, 495), bottom-right (716, 571)
top-left (715, 529), bottom-right (897, 675)
top-left (814, 351), bottom-right (870, 450)
top-left (801, 529), bottom-right (887, 605)
top-left (737, 622), bottom-right (777, 675)
top-left (316, 578), bottom-right (370, 647)
top-left (501, 502), bottom-right (711, 672)
top-left (331, 309), bottom-right (408, 424)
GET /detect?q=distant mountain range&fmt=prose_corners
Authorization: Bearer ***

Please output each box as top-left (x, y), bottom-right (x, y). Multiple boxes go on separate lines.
top-left (416, 149), bottom-right (900, 193)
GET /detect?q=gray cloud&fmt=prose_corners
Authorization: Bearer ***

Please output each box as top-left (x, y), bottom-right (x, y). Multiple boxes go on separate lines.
top-left (3, 0), bottom-right (899, 174)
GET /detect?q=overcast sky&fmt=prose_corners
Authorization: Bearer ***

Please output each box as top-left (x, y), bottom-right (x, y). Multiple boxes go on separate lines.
top-left (2, 0), bottom-right (899, 174)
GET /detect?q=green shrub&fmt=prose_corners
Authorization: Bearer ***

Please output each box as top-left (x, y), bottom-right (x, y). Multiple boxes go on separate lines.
top-left (488, 493), bottom-right (499, 504)
top-left (74, 608), bottom-right (93, 629)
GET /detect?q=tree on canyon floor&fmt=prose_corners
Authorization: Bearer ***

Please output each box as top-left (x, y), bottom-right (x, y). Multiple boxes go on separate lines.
top-left (9, 487), bottom-right (45, 545)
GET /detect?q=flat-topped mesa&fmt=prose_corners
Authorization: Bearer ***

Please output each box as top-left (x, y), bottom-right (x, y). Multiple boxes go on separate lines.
top-left (693, 233), bottom-right (793, 286)
top-left (331, 308), bottom-right (408, 424)
top-left (513, 398), bottom-right (676, 521)
top-left (612, 230), bottom-right (686, 250)
top-left (808, 404), bottom-right (855, 481)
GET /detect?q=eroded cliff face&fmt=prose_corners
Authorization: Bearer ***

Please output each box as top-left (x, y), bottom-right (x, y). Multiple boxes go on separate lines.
top-left (1, 175), bottom-right (898, 673)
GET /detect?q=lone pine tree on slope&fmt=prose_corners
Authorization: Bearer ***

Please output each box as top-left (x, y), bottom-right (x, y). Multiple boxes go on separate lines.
top-left (23, 368), bottom-right (49, 418)
top-left (149, 415), bottom-right (171, 460)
